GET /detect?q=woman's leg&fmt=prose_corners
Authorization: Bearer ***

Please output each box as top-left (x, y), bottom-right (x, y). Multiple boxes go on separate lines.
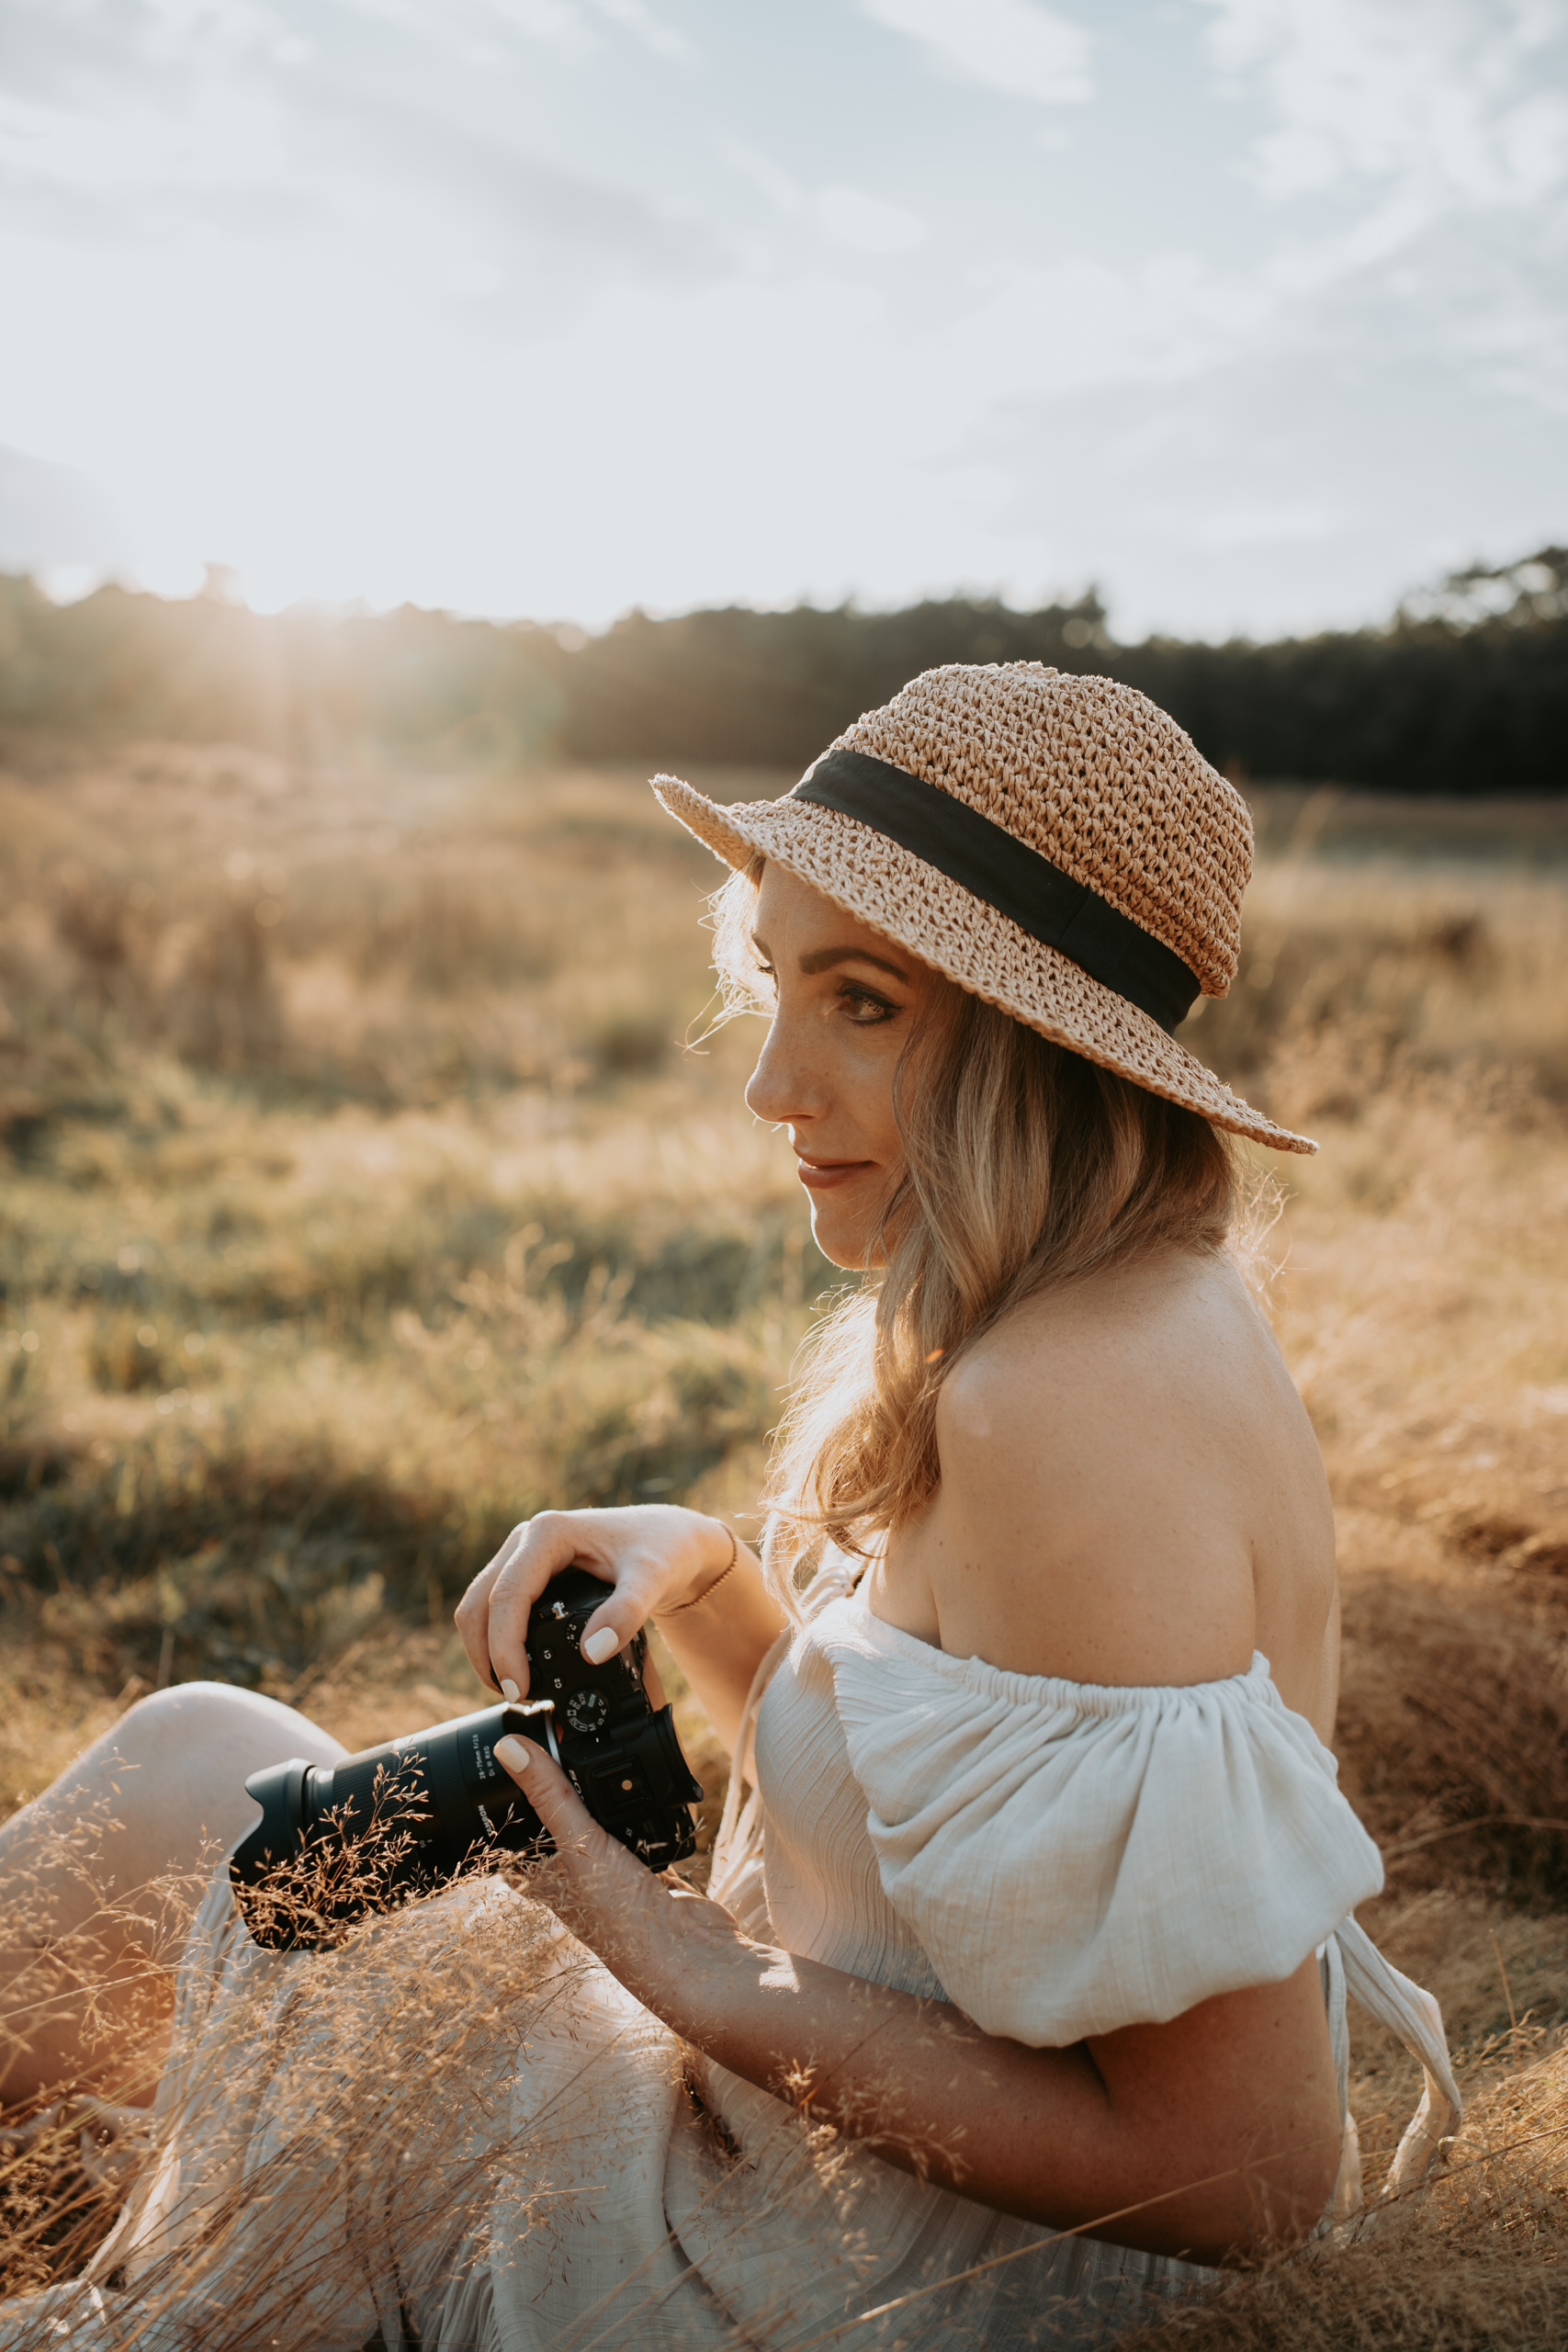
top-left (0, 1683), bottom-right (345, 2111)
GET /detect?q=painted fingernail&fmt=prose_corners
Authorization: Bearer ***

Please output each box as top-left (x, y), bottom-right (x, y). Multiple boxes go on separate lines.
top-left (494, 1736), bottom-right (532, 1775)
top-left (582, 1627), bottom-right (620, 1665)
top-left (500, 1679), bottom-right (521, 1701)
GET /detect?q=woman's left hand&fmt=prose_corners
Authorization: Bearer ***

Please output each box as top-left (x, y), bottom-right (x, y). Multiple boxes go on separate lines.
top-left (491, 1733), bottom-right (746, 2012)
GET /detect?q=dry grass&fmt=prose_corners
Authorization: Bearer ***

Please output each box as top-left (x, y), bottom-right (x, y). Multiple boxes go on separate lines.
top-left (1, 737), bottom-right (1566, 2343)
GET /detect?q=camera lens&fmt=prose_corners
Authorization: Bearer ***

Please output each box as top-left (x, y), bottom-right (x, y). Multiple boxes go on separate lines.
top-left (231, 1566), bottom-right (704, 1950)
top-left (231, 1702), bottom-right (558, 1946)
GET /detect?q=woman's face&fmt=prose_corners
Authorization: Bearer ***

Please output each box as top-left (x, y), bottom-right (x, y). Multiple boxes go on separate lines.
top-left (743, 862), bottom-right (934, 1270)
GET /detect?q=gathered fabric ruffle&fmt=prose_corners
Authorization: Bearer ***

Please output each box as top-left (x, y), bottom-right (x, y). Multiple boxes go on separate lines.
top-left (814, 1599), bottom-right (1383, 2045)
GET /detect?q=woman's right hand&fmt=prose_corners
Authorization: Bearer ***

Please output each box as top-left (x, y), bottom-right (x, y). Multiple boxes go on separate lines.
top-left (454, 1506), bottom-right (737, 1699)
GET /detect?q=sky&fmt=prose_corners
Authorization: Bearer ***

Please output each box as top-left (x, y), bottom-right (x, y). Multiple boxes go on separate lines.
top-left (1, 0), bottom-right (1565, 641)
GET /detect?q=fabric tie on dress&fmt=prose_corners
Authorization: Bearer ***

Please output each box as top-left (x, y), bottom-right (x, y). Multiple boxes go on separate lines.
top-left (731, 1566), bottom-right (1462, 2244)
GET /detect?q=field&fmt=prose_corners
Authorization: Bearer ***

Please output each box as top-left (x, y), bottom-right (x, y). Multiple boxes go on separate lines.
top-left (2, 734), bottom-right (1567, 2343)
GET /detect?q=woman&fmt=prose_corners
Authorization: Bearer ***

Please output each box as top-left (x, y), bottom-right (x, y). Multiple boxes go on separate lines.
top-left (1, 665), bottom-right (1458, 2351)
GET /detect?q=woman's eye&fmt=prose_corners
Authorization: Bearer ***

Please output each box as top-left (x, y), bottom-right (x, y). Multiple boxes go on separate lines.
top-left (838, 983), bottom-right (897, 1025)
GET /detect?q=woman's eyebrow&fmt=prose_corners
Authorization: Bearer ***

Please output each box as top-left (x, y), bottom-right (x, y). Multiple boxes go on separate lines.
top-left (748, 934), bottom-right (911, 984)
top-left (796, 945), bottom-right (910, 982)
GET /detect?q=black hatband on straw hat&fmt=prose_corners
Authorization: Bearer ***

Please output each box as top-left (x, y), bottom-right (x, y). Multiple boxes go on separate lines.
top-left (791, 748), bottom-right (1202, 1035)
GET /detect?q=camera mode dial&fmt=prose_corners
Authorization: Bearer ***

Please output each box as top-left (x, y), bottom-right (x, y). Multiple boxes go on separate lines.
top-left (565, 1689), bottom-right (610, 1735)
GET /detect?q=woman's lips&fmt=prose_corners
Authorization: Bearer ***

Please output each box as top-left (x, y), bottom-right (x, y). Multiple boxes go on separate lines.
top-left (795, 1157), bottom-right (874, 1192)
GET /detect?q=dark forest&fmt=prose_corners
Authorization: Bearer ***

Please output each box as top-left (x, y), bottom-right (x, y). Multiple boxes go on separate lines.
top-left (1, 546), bottom-right (1562, 795)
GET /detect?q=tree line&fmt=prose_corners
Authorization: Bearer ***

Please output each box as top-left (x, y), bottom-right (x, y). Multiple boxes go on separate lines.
top-left (0, 548), bottom-right (1562, 795)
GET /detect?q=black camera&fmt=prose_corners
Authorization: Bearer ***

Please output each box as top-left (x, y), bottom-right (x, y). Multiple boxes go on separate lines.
top-left (230, 1568), bottom-right (703, 1950)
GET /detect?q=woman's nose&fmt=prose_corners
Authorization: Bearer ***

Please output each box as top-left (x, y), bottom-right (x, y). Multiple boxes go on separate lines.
top-left (744, 1014), bottom-right (821, 1128)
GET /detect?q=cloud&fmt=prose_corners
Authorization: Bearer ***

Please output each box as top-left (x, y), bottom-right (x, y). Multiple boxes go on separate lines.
top-left (330, 0), bottom-right (594, 65)
top-left (860, 0), bottom-right (1092, 107)
top-left (943, 251), bottom-right (1275, 407)
top-left (1186, 0), bottom-right (1568, 421)
top-left (716, 136), bottom-right (808, 219)
top-left (334, 97), bottom-right (728, 292)
top-left (715, 141), bottom-right (925, 256)
top-left (1201, 0), bottom-right (1568, 209)
top-left (583, 0), bottom-right (690, 61)
top-left (349, 0), bottom-right (694, 66)
top-left (0, 0), bottom-right (726, 305)
top-left (815, 186), bottom-right (926, 254)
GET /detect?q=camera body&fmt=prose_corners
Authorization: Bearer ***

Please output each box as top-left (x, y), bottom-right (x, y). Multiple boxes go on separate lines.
top-left (231, 1568), bottom-right (703, 1950)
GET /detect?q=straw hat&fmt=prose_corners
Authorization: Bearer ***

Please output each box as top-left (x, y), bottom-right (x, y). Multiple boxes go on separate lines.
top-left (651, 662), bottom-right (1314, 1155)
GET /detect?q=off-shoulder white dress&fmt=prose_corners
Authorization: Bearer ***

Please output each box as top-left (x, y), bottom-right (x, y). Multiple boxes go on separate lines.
top-left (7, 1555), bottom-right (1461, 2352)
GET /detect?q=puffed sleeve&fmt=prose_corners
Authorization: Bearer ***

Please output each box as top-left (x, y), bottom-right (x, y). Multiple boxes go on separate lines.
top-left (816, 1600), bottom-right (1383, 2047)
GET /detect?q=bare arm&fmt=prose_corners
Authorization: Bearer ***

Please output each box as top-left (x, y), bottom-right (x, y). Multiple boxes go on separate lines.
top-left (494, 1738), bottom-right (1342, 2267)
top-left (460, 1264), bottom-right (1347, 2263)
top-left (454, 1505), bottom-right (785, 1752)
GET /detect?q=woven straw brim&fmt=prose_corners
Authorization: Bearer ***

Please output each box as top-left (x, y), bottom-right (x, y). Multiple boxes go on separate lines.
top-left (652, 775), bottom-right (1316, 1157)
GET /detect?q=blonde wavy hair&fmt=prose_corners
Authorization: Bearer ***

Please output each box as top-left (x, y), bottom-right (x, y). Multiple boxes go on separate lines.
top-left (712, 860), bottom-right (1241, 1605)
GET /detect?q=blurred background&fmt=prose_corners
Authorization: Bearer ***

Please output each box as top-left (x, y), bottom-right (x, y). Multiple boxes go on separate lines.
top-left (2, 3), bottom-right (1568, 2318)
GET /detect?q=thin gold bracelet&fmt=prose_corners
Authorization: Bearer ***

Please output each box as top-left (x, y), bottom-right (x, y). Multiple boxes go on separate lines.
top-left (658, 1522), bottom-right (739, 1615)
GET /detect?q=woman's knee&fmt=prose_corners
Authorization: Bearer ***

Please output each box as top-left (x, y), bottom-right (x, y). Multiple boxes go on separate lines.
top-left (114, 1682), bottom-right (346, 1780)
top-left (67, 1684), bottom-right (345, 1880)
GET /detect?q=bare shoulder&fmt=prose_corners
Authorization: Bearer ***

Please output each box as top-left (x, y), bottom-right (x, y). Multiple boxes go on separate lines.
top-left (901, 1248), bottom-right (1334, 1694)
